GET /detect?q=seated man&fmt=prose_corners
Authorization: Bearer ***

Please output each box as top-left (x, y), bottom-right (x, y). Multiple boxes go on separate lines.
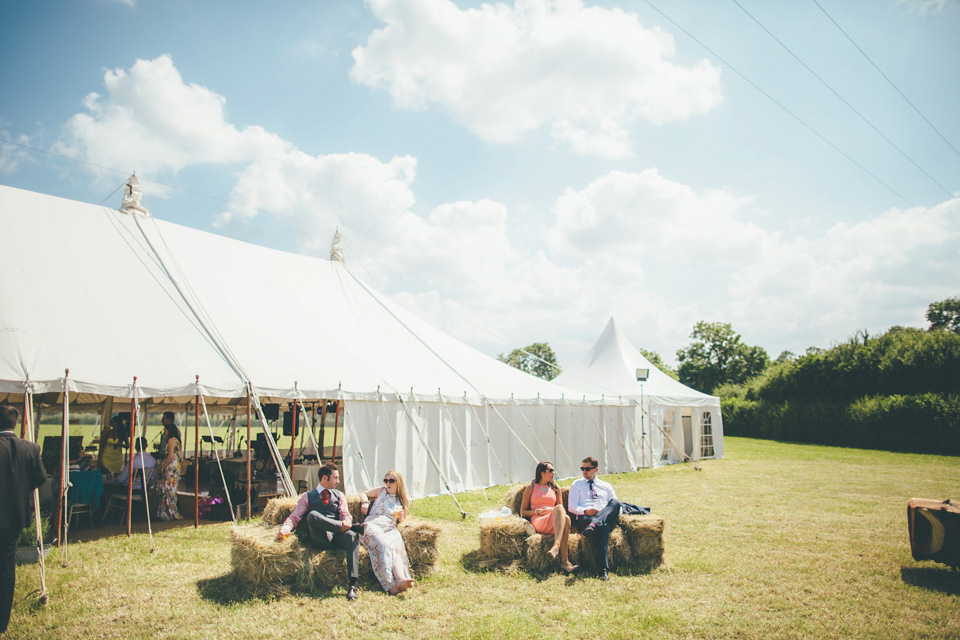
top-left (568, 455), bottom-right (621, 581)
top-left (105, 437), bottom-right (157, 494)
top-left (277, 463), bottom-right (361, 601)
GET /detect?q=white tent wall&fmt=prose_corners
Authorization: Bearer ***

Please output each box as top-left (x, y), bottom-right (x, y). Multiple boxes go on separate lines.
top-left (341, 395), bottom-right (637, 498)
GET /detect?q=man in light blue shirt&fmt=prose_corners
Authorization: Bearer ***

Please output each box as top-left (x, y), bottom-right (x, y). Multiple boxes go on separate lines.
top-left (567, 455), bottom-right (621, 580)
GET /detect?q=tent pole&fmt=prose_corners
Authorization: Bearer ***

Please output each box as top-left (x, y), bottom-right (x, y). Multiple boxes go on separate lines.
top-left (194, 376), bottom-right (200, 528)
top-left (331, 390), bottom-right (341, 465)
top-left (58, 370), bottom-right (70, 566)
top-left (126, 377), bottom-right (137, 536)
top-left (23, 385), bottom-right (49, 604)
top-left (290, 393), bottom-right (298, 492)
top-left (246, 387), bottom-right (252, 520)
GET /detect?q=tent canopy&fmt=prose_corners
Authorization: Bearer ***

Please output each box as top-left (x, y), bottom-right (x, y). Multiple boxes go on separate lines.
top-left (555, 317), bottom-right (723, 463)
top-left (0, 184), bottom-right (642, 498)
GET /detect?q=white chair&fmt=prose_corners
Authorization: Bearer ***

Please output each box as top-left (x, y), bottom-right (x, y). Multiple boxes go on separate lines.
top-left (68, 502), bottom-right (94, 529)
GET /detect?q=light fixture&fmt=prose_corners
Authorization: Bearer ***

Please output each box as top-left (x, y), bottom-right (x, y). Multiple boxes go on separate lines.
top-left (636, 368), bottom-right (649, 382)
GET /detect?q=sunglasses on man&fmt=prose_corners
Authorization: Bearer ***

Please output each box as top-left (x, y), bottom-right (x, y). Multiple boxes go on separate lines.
top-left (580, 466), bottom-right (597, 471)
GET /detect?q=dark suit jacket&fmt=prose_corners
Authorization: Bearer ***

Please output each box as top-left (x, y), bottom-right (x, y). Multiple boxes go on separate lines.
top-left (0, 430), bottom-right (47, 533)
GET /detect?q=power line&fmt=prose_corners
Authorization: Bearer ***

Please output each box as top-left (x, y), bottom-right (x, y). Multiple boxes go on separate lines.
top-left (812, 0), bottom-right (960, 161)
top-left (731, 0), bottom-right (955, 199)
top-left (641, 0), bottom-right (917, 208)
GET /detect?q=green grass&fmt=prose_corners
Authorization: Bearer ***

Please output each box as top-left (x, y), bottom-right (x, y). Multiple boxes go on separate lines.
top-left (8, 437), bottom-right (959, 639)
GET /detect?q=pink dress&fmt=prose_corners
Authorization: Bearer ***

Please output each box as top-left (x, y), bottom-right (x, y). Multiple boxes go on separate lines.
top-left (529, 483), bottom-right (559, 534)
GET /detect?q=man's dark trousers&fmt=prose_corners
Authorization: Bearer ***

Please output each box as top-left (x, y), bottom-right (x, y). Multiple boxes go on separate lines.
top-left (306, 512), bottom-right (359, 580)
top-left (574, 498), bottom-right (621, 572)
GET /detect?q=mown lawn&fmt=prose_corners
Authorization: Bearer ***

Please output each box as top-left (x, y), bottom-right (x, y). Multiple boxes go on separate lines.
top-left (7, 437), bottom-right (959, 639)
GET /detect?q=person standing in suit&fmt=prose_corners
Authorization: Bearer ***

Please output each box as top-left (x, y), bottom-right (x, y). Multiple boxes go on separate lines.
top-left (0, 404), bottom-right (47, 633)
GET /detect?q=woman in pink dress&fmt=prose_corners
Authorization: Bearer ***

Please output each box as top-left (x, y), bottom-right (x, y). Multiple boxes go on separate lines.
top-left (357, 469), bottom-right (415, 595)
top-left (520, 461), bottom-right (577, 573)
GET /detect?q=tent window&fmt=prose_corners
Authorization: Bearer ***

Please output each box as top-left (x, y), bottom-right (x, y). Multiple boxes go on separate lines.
top-left (700, 411), bottom-right (714, 458)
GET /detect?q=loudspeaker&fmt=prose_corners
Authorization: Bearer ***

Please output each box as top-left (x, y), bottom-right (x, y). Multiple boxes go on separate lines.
top-left (282, 410), bottom-right (299, 436)
top-left (262, 403), bottom-right (280, 421)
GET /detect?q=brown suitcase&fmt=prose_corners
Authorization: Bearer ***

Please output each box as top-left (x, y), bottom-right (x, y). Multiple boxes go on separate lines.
top-left (907, 498), bottom-right (960, 568)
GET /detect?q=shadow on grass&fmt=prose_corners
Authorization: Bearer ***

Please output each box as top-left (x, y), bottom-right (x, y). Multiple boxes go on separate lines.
top-left (196, 573), bottom-right (348, 604)
top-left (901, 566), bottom-right (960, 595)
top-left (459, 549), bottom-right (657, 584)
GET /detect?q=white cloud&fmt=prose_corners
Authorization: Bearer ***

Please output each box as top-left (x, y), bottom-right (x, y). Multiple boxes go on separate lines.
top-left (54, 55), bottom-right (290, 192)
top-left (0, 122), bottom-right (32, 174)
top-left (351, 0), bottom-right (722, 158)
top-left (49, 54), bottom-right (957, 365)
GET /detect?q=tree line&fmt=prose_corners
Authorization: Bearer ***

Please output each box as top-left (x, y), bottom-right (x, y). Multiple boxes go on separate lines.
top-left (498, 297), bottom-right (960, 455)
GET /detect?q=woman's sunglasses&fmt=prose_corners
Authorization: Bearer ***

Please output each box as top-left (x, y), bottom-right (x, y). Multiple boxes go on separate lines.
top-left (383, 478), bottom-right (397, 484)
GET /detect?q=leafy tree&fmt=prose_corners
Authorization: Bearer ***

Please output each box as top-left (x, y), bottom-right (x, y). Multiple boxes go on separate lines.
top-left (639, 348), bottom-right (678, 380)
top-left (676, 321), bottom-right (769, 393)
top-left (926, 297), bottom-right (960, 334)
top-left (497, 342), bottom-right (560, 380)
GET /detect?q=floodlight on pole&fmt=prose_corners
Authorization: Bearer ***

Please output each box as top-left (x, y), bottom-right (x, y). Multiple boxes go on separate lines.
top-left (636, 368), bottom-right (649, 467)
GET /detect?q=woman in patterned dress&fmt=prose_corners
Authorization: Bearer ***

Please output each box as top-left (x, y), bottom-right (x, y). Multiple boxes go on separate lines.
top-left (357, 469), bottom-right (414, 595)
top-left (520, 461), bottom-right (577, 573)
top-left (156, 422), bottom-right (182, 521)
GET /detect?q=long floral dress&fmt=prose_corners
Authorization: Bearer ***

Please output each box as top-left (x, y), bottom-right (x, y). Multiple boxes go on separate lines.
top-left (360, 489), bottom-right (412, 592)
top-left (156, 438), bottom-right (182, 521)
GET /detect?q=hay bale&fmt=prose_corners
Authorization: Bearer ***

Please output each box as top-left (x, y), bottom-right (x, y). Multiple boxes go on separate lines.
top-left (504, 484), bottom-right (572, 516)
top-left (400, 519), bottom-right (442, 575)
top-left (263, 494), bottom-right (369, 527)
top-left (524, 533), bottom-right (561, 572)
top-left (619, 514), bottom-right (665, 569)
top-left (231, 514), bottom-right (442, 595)
top-left (261, 496), bottom-right (299, 526)
top-left (479, 516), bottom-right (528, 562)
top-left (608, 526), bottom-right (633, 568)
top-left (230, 524), bottom-right (306, 596)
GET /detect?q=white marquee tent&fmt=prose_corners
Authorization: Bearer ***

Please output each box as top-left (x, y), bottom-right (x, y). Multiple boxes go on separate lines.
top-left (0, 182), bottom-right (640, 501)
top-left (555, 317), bottom-right (723, 467)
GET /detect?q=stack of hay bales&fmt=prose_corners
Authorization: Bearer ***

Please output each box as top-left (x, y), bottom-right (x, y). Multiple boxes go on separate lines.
top-left (479, 485), bottom-right (665, 573)
top-left (231, 494), bottom-right (441, 595)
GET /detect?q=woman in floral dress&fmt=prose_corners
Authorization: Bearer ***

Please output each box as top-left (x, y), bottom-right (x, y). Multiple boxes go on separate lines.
top-left (156, 423), bottom-right (182, 521)
top-left (357, 469), bottom-right (414, 595)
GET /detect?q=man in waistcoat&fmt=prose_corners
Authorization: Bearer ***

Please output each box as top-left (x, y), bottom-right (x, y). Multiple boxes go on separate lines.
top-left (278, 463), bottom-right (361, 600)
top-left (568, 455), bottom-right (621, 581)
top-left (1, 404), bottom-right (47, 633)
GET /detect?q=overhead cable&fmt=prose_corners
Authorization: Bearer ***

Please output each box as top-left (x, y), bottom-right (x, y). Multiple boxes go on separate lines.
top-left (731, 0), bottom-right (955, 199)
top-left (812, 0), bottom-right (960, 160)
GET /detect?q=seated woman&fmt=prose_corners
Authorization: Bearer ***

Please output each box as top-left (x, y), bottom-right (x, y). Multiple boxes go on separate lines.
top-left (520, 461), bottom-right (577, 574)
top-left (357, 470), bottom-right (415, 595)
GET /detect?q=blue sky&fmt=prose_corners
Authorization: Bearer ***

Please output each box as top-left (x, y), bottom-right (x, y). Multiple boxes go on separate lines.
top-left (1, 0), bottom-right (958, 370)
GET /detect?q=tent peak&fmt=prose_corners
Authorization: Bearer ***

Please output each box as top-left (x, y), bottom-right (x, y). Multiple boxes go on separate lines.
top-left (120, 174), bottom-right (150, 217)
top-left (329, 229), bottom-right (345, 263)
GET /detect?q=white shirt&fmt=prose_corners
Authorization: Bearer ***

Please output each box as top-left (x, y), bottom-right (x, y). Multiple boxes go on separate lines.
top-left (567, 476), bottom-right (617, 516)
top-left (114, 453), bottom-right (157, 489)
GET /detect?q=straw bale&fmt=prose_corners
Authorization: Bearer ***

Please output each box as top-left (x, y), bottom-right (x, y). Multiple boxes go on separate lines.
top-left (619, 514), bottom-right (665, 569)
top-left (262, 494), bottom-right (369, 527)
top-left (230, 524), bottom-right (306, 596)
top-left (231, 514), bottom-right (442, 595)
top-left (523, 533), bottom-right (560, 572)
top-left (504, 484), bottom-right (572, 516)
top-left (608, 527), bottom-right (633, 568)
top-left (567, 532), bottom-right (596, 568)
top-left (261, 496), bottom-right (299, 526)
top-left (478, 516), bottom-right (528, 562)
top-left (400, 519), bottom-right (442, 575)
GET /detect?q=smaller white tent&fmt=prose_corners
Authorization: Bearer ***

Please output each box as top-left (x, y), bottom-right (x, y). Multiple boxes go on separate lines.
top-left (555, 317), bottom-right (723, 466)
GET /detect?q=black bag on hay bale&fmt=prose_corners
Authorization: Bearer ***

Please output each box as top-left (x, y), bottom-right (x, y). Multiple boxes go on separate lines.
top-left (907, 498), bottom-right (960, 568)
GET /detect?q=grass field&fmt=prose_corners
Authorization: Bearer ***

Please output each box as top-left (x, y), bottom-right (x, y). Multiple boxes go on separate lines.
top-left (7, 437), bottom-right (959, 639)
